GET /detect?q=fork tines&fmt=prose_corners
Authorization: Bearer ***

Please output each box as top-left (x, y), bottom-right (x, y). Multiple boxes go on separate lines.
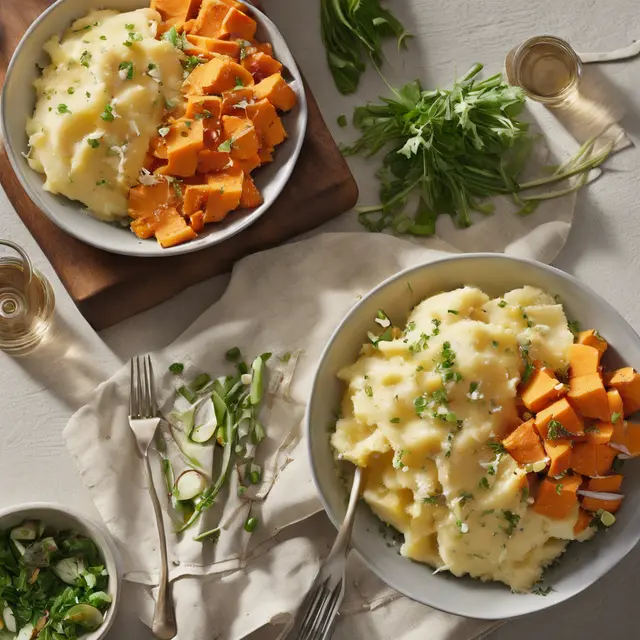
top-left (130, 355), bottom-right (157, 419)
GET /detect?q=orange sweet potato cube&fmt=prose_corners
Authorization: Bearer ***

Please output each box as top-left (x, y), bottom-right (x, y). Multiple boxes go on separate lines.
top-left (577, 329), bottom-right (608, 356)
top-left (533, 474), bottom-right (581, 520)
top-left (221, 88), bottom-right (254, 114)
top-left (242, 51), bottom-right (283, 80)
top-left (152, 0), bottom-right (201, 22)
top-left (571, 442), bottom-right (616, 477)
top-left (543, 439), bottom-right (572, 477)
top-left (586, 474), bottom-right (623, 493)
top-left (184, 58), bottom-right (254, 95)
top-left (128, 181), bottom-right (177, 219)
top-left (581, 494), bottom-right (623, 513)
top-left (189, 210), bottom-right (205, 233)
top-left (625, 421), bottom-right (640, 456)
top-left (186, 35), bottom-right (241, 59)
top-left (608, 367), bottom-right (640, 416)
top-left (165, 118), bottom-right (205, 177)
top-left (197, 149), bottom-right (231, 173)
top-left (239, 174), bottom-right (263, 208)
top-left (231, 154), bottom-right (261, 174)
top-left (584, 422), bottom-right (614, 445)
top-left (573, 508), bottom-right (593, 535)
top-left (246, 99), bottom-right (287, 149)
top-left (154, 207), bottom-right (197, 248)
top-left (535, 398), bottom-right (584, 438)
top-left (258, 145), bottom-right (273, 164)
top-left (204, 169), bottom-right (244, 222)
top-left (190, 0), bottom-right (230, 37)
top-left (607, 389), bottom-right (624, 422)
top-left (568, 373), bottom-right (610, 421)
top-left (521, 368), bottom-right (565, 413)
top-left (185, 95), bottom-right (222, 120)
top-left (183, 184), bottom-right (210, 216)
top-left (502, 419), bottom-right (546, 465)
top-left (253, 73), bottom-right (297, 111)
top-left (220, 115), bottom-right (259, 160)
top-left (569, 344), bottom-right (601, 378)
top-left (130, 215), bottom-right (157, 239)
top-left (220, 7), bottom-right (257, 40)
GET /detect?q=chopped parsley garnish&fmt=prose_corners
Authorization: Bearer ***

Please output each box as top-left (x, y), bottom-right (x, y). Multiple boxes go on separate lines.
top-left (455, 519), bottom-right (468, 533)
top-left (392, 449), bottom-right (406, 470)
top-left (148, 63), bottom-right (157, 71)
top-left (168, 362), bottom-right (184, 374)
top-left (469, 382), bottom-right (479, 394)
top-left (218, 138), bottom-right (233, 153)
top-left (611, 411), bottom-right (622, 424)
top-left (458, 491), bottom-right (474, 506)
top-left (100, 35), bottom-right (107, 40)
top-left (86, 91), bottom-right (91, 98)
top-left (56, 104), bottom-right (71, 115)
top-left (100, 104), bottom-right (115, 122)
top-left (423, 495), bottom-right (440, 505)
top-left (364, 385), bottom-right (373, 397)
top-left (532, 583), bottom-right (553, 596)
top-left (67, 87), bottom-right (75, 94)
top-left (519, 342), bottom-right (535, 383)
top-left (405, 321), bottom-right (416, 333)
top-left (492, 340), bottom-right (499, 348)
top-left (118, 60), bottom-right (134, 80)
top-left (390, 417), bottom-right (401, 424)
top-left (195, 109), bottom-right (213, 120)
top-left (498, 300), bottom-right (507, 308)
top-left (183, 56), bottom-right (205, 73)
top-left (172, 180), bottom-right (183, 198)
top-left (73, 24), bottom-right (92, 32)
top-left (80, 50), bottom-right (92, 67)
top-left (502, 510), bottom-right (521, 536)
top-left (555, 483), bottom-right (564, 495)
top-left (125, 23), bottom-right (135, 30)
top-left (124, 32), bottom-right (143, 47)
top-left (447, 309), bottom-right (459, 315)
top-left (95, 179), bottom-right (108, 186)
top-left (161, 26), bottom-right (188, 50)
top-left (547, 419), bottom-right (572, 440)
top-left (478, 477), bottom-right (490, 490)
top-left (87, 138), bottom-right (100, 148)
top-left (568, 320), bottom-right (581, 336)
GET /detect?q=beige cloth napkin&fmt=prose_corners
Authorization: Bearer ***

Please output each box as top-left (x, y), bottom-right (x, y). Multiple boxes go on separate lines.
top-left (64, 229), bottom-right (578, 639)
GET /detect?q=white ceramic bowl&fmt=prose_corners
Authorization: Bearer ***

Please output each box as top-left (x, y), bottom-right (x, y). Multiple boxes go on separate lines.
top-left (307, 254), bottom-right (640, 620)
top-left (0, 502), bottom-right (121, 638)
top-left (0, 0), bottom-right (308, 257)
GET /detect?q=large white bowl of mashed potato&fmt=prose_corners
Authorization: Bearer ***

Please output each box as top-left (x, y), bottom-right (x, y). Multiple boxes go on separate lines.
top-left (306, 254), bottom-right (640, 619)
top-left (1, 0), bottom-right (306, 256)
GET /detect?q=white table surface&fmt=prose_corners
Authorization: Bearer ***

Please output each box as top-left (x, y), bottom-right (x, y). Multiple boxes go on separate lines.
top-left (1, 0), bottom-right (640, 638)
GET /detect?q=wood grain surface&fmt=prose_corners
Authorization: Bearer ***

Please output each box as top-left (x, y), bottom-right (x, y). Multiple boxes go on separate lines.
top-left (0, 0), bottom-right (358, 329)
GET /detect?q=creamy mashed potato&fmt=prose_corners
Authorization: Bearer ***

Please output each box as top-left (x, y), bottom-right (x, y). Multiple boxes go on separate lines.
top-left (331, 286), bottom-right (594, 591)
top-left (26, 9), bottom-right (183, 221)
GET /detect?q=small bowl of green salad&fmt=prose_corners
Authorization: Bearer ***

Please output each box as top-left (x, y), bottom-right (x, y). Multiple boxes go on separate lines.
top-left (0, 503), bottom-right (120, 640)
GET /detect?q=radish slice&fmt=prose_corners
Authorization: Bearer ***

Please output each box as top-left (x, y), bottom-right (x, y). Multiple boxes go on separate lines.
top-left (577, 490), bottom-right (624, 501)
top-left (10, 521), bottom-right (38, 542)
top-left (175, 470), bottom-right (207, 501)
top-left (53, 557), bottom-right (85, 585)
top-left (191, 398), bottom-right (217, 444)
top-left (16, 624), bottom-right (34, 640)
top-left (608, 442), bottom-right (632, 456)
top-left (3, 606), bottom-right (17, 633)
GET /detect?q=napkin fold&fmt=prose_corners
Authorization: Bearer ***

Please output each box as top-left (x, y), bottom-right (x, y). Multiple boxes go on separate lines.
top-left (65, 231), bottom-right (566, 639)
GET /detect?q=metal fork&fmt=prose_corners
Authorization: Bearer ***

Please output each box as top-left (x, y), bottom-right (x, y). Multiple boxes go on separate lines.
top-left (129, 355), bottom-right (177, 640)
top-left (287, 466), bottom-right (362, 640)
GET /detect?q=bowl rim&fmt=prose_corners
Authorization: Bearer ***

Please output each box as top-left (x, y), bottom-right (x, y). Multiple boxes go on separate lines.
top-left (0, 0), bottom-right (309, 257)
top-left (0, 501), bottom-right (122, 638)
top-left (306, 252), bottom-right (640, 620)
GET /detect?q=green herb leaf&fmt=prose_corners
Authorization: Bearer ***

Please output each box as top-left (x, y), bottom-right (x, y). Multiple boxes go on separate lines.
top-left (611, 411), bottom-right (622, 424)
top-left (118, 60), bottom-right (134, 80)
top-left (337, 114), bottom-right (348, 127)
top-left (169, 362), bottom-right (184, 374)
top-left (100, 104), bottom-right (115, 122)
top-left (502, 510), bottom-right (521, 536)
top-left (479, 477), bottom-right (490, 490)
top-left (218, 138), bottom-right (233, 153)
top-left (56, 104), bottom-right (71, 115)
top-left (87, 137), bottom-right (100, 148)
top-left (80, 50), bottom-right (92, 67)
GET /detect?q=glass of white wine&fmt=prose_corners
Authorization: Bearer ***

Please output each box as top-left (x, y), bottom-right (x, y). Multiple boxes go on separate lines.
top-left (0, 240), bottom-right (55, 355)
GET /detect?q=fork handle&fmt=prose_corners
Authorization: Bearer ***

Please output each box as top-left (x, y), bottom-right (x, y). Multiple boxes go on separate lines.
top-left (144, 453), bottom-right (178, 639)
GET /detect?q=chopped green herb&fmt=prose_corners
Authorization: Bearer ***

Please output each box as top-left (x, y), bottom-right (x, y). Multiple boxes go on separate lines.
top-left (492, 340), bottom-right (499, 348)
top-left (337, 114), bottom-right (348, 127)
top-left (547, 419), bottom-right (572, 440)
top-left (479, 477), bottom-right (490, 490)
top-left (392, 449), bottom-right (406, 470)
top-left (195, 109), bottom-right (213, 120)
top-left (532, 583), bottom-right (553, 596)
top-left (364, 385), bottom-right (373, 397)
top-left (87, 138), bottom-right (100, 148)
top-left (56, 103), bottom-right (71, 115)
top-left (148, 62), bottom-right (157, 71)
top-left (234, 76), bottom-right (245, 88)
top-left (502, 510), bottom-right (521, 536)
top-left (100, 104), bottom-right (115, 122)
top-left (118, 60), bottom-right (134, 80)
top-left (95, 179), bottom-right (108, 186)
top-left (390, 417), bottom-right (401, 424)
top-left (458, 491), bottom-right (474, 506)
top-left (218, 138), bottom-right (233, 153)
top-left (162, 26), bottom-right (187, 49)
top-left (498, 300), bottom-right (507, 308)
top-left (73, 24), bottom-right (92, 33)
top-left (168, 362), bottom-right (184, 374)
top-left (100, 35), bottom-right (107, 40)
top-left (447, 309), bottom-right (459, 315)
top-left (423, 495), bottom-right (440, 505)
top-left (455, 519), bottom-right (469, 533)
top-left (67, 87), bottom-right (75, 94)
top-left (86, 91), bottom-right (92, 98)
top-left (80, 50), bottom-right (92, 67)
top-left (125, 23), bottom-right (135, 30)
top-left (555, 483), bottom-right (564, 495)
top-left (172, 180), bottom-right (183, 198)
top-left (611, 411), bottom-right (622, 424)
top-left (183, 55), bottom-right (205, 73)
top-left (568, 320), bottom-right (581, 337)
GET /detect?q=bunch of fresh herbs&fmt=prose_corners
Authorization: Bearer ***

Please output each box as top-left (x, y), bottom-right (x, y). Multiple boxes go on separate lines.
top-left (320, 0), bottom-right (410, 94)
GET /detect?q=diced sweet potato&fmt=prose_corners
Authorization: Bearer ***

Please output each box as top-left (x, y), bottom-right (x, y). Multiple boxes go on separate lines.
top-left (155, 207), bottom-right (197, 248)
top-left (186, 35), bottom-right (241, 58)
top-left (165, 118), bottom-right (205, 177)
top-left (220, 115), bottom-right (259, 160)
top-left (569, 344), bottom-right (600, 378)
top-left (204, 168), bottom-right (244, 222)
top-left (581, 494), bottom-right (623, 513)
top-left (584, 422), bottom-right (614, 445)
top-left (152, 0), bottom-right (201, 22)
top-left (533, 474), bottom-right (581, 520)
top-left (607, 389), bottom-right (624, 423)
top-left (573, 508), bottom-right (593, 535)
top-left (128, 180), bottom-right (177, 219)
top-left (231, 154), bottom-right (261, 174)
top-left (568, 373), bottom-right (610, 421)
top-left (577, 329), bottom-right (608, 356)
top-left (242, 51), bottom-right (283, 81)
top-left (220, 7), bottom-right (257, 40)
top-left (221, 88), bottom-right (254, 114)
top-left (246, 99), bottom-right (287, 148)
top-left (535, 398), bottom-right (584, 438)
top-left (185, 95), bottom-right (222, 120)
top-left (258, 145), bottom-right (273, 163)
top-left (586, 474), bottom-right (623, 493)
top-left (190, 0), bottom-right (230, 37)
top-left (607, 367), bottom-right (640, 416)
top-left (625, 421), bottom-right (640, 456)
top-left (253, 73), bottom-right (297, 111)
top-left (183, 184), bottom-right (210, 216)
top-left (197, 149), bottom-right (231, 173)
top-left (189, 210), bottom-right (205, 233)
top-left (254, 41), bottom-right (273, 56)
top-left (570, 442), bottom-right (616, 477)
top-left (544, 439), bottom-right (572, 477)
top-left (521, 368), bottom-right (565, 413)
top-left (239, 174), bottom-right (263, 208)
top-left (130, 215), bottom-right (157, 239)
top-left (150, 135), bottom-right (168, 160)
top-left (183, 57), bottom-right (254, 95)
top-left (502, 419), bottom-right (546, 465)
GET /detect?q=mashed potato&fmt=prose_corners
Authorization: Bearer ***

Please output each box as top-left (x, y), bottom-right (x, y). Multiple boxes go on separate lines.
top-left (331, 286), bottom-right (595, 591)
top-left (26, 9), bottom-right (183, 221)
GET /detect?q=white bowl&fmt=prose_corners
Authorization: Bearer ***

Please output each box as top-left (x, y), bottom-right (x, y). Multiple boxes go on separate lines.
top-left (0, 502), bottom-right (121, 639)
top-left (306, 254), bottom-right (640, 620)
top-left (0, 0), bottom-right (308, 257)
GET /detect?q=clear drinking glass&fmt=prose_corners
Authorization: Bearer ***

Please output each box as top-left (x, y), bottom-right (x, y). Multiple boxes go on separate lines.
top-left (505, 35), bottom-right (582, 106)
top-left (0, 240), bottom-right (55, 355)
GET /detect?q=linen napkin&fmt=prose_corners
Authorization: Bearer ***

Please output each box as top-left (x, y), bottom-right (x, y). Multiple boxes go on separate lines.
top-left (65, 230), bottom-right (563, 640)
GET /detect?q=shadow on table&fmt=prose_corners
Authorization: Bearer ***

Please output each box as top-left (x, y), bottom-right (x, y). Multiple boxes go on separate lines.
top-left (15, 313), bottom-right (113, 410)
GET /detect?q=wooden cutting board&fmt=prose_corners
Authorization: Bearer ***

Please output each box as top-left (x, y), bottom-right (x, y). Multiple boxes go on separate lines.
top-left (0, 1), bottom-right (358, 329)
